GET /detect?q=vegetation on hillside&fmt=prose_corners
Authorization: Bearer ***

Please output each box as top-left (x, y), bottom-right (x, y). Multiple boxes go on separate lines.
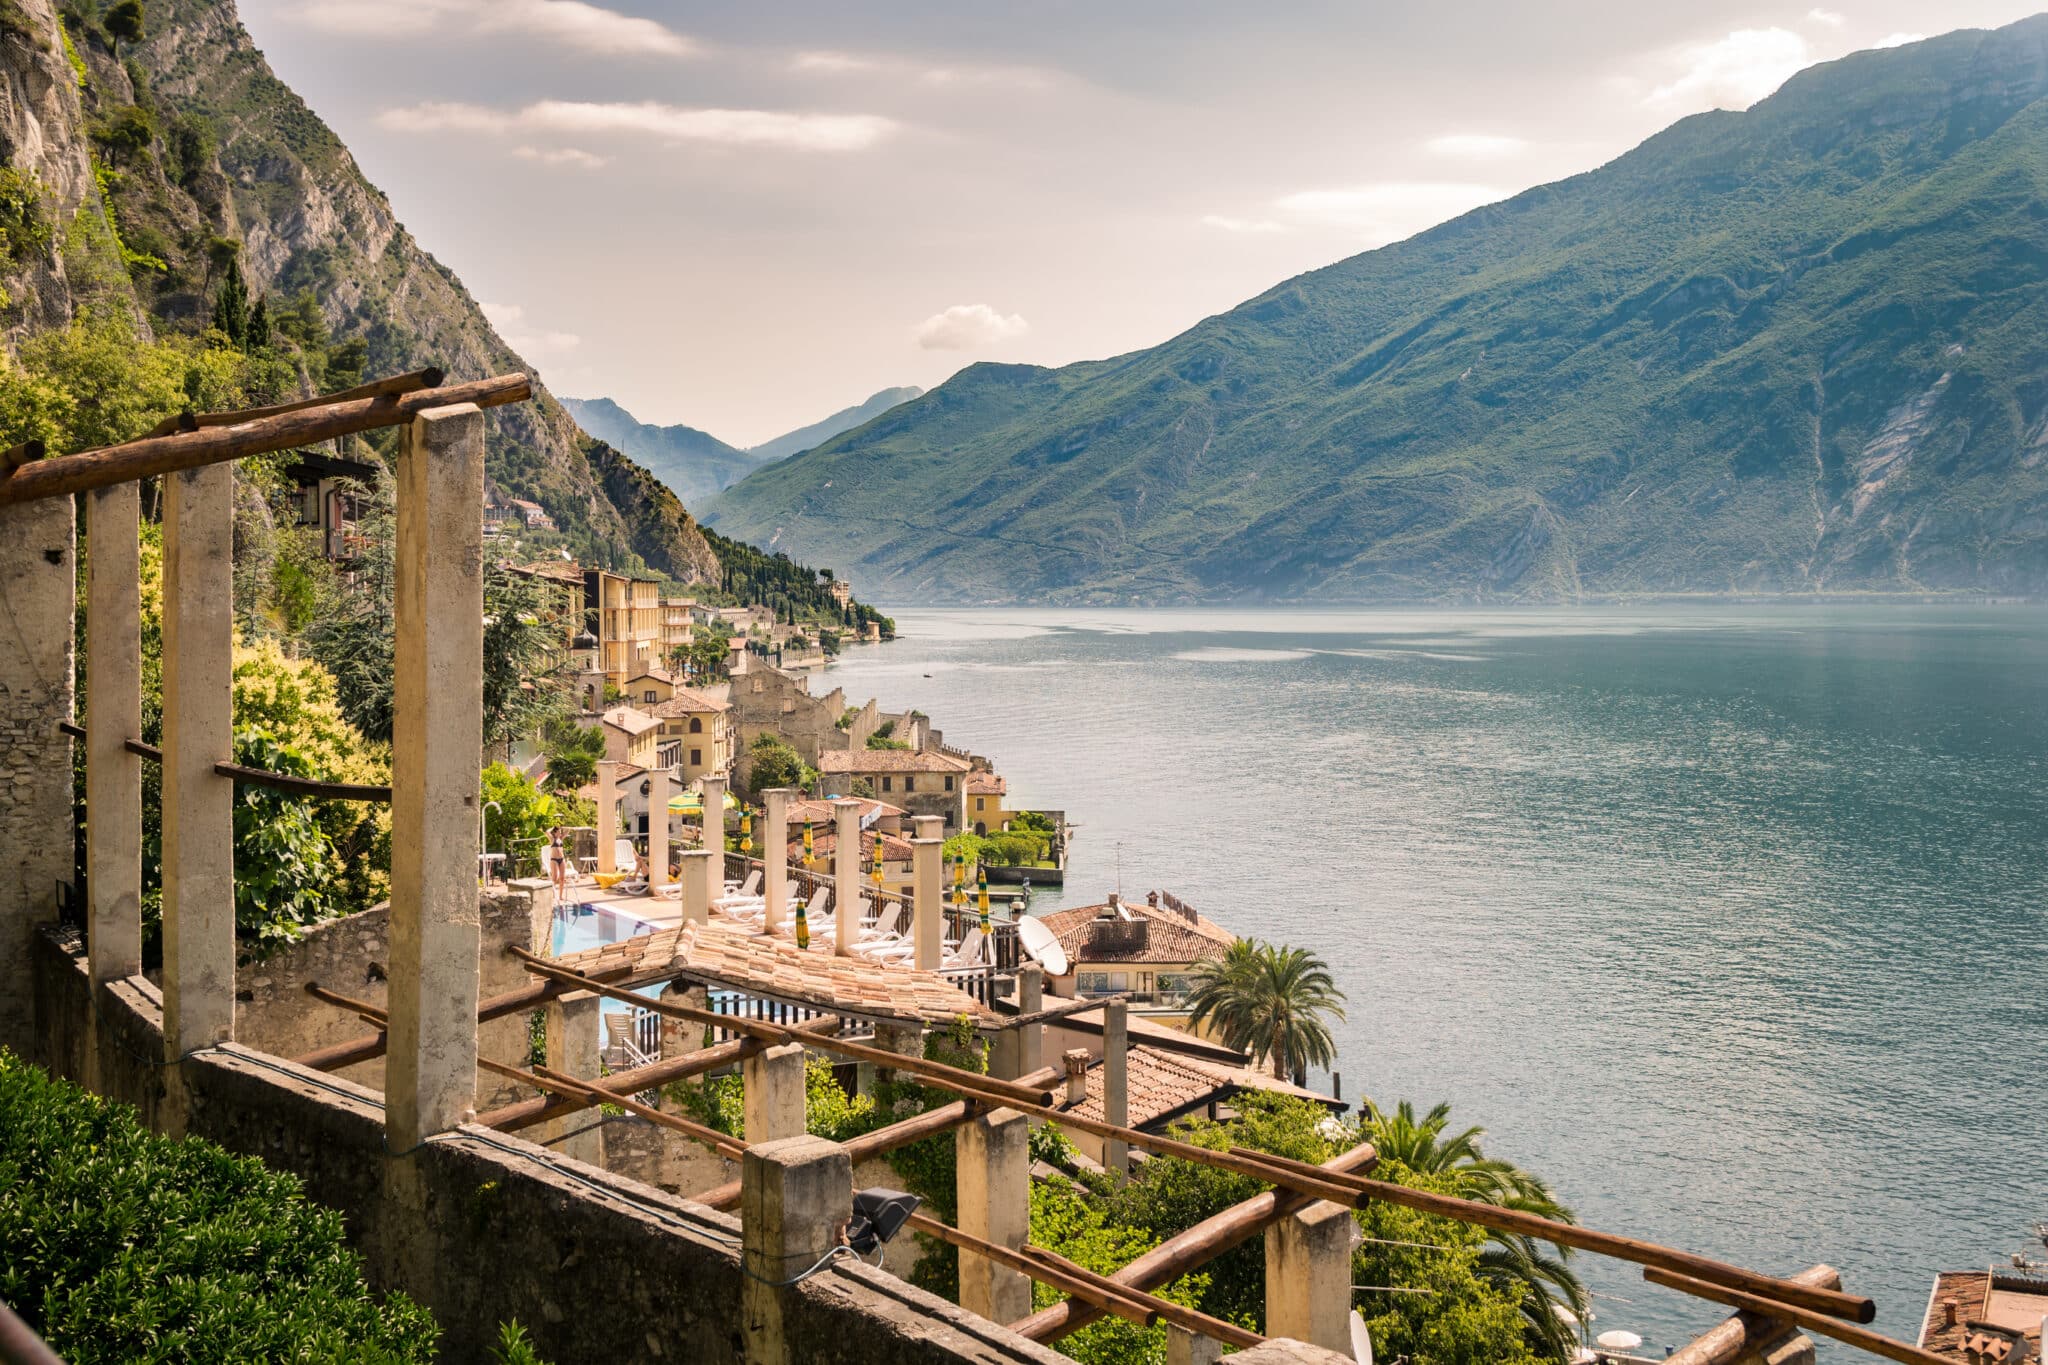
top-left (702, 524), bottom-right (894, 635)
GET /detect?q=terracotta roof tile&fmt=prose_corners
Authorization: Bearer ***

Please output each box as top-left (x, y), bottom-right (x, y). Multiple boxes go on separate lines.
top-left (1920, 1270), bottom-right (2048, 1358)
top-left (601, 707), bottom-right (662, 737)
top-left (967, 771), bottom-right (1006, 794)
top-left (1038, 898), bottom-right (1237, 966)
top-left (819, 749), bottom-right (972, 774)
top-left (1064, 1044), bottom-right (1343, 1130)
top-left (649, 688), bottom-right (731, 716)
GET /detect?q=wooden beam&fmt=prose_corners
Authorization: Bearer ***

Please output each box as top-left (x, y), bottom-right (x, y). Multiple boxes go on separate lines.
top-left (1668, 1265), bottom-right (1841, 1365)
top-left (2, 439), bottom-right (45, 473)
top-left (190, 367), bottom-right (446, 429)
top-left (995, 993), bottom-right (1122, 1029)
top-left (292, 965), bottom-right (637, 1072)
top-left (214, 760), bottom-right (390, 803)
top-left (477, 1058), bottom-right (748, 1162)
top-left (1644, 1268), bottom-right (1940, 1365)
top-left (1010, 1140), bottom-right (1381, 1342)
top-left (0, 373), bottom-right (531, 507)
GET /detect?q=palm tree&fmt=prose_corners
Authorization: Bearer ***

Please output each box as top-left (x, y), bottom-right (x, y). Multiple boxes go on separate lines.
top-left (1364, 1100), bottom-right (1589, 1360)
top-left (1183, 940), bottom-right (1345, 1081)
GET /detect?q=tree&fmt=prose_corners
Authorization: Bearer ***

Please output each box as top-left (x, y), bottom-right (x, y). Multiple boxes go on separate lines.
top-left (482, 560), bottom-right (571, 758)
top-left (247, 292), bottom-right (272, 349)
top-left (542, 720), bottom-right (605, 795)
top-left (743, 732), bottom-right (813, 796)
top-left (481, 764), bottom-right (562, 877)
top-left (1183, 940), bottom-right (1345, 1080)
top-left (215, 255), bottom-right (250, 347)
top-left (104, 0), bottom-right (145, 57)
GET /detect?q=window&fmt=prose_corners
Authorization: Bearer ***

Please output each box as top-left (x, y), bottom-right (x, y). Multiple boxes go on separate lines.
top-left (881, 776), bottom-right (892, 792)
top-left (643, 689), bottom-right (656, 703)
top-left (690, 749), bottom-right (702, 766)
top-left (689, 717), bottom-right (703, 733)
top-left (904, 776), bottom-right (916, 792)
top-left (945, 776), bottom-right (955, 792)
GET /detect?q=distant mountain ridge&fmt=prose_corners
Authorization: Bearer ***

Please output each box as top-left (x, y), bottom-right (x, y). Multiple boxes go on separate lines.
top-left (707, 19), bottom-right (2048, 603)
top-left (564, 387), bottom-right (925, 508)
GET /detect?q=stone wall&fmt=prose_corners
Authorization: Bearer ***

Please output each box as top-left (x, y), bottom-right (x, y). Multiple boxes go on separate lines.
top-left (730, 664), bottom-right (880, 769)
top-left (29, 931), bottom-right (1067, 1365)
top-left (0, 496), bottom-right (76, 1057)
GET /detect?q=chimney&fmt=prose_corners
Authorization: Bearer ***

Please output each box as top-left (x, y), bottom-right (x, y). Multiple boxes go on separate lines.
top-left (1063, 1049), bottom-right (1090, 1105)
top-left (1942, 1299), bottom-right (1959, 1327)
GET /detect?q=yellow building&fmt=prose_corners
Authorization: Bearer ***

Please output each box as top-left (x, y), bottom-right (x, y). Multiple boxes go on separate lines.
top-left (584, 568), bottom-right (662, 681)
top-left (966, 770), bottom-right (1012, 836)
top-left (598, 706), bottom-right (664, 769)
top-left (651, 687), bottom-right (734, 785)
top-left (659, 597), bottom-right (696, 662)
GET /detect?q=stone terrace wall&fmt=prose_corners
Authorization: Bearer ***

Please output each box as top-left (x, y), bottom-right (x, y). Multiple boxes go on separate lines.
top-left (29, 930), bottom-right (1067, 1365)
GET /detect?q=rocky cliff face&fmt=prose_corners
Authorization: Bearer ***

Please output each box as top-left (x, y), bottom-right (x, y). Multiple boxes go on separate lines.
top-left (0, 0), bottom-right (719, 585)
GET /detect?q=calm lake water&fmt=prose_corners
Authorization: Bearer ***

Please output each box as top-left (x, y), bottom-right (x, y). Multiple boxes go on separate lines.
top-left (822, 606), bottom-right (2048, 1355)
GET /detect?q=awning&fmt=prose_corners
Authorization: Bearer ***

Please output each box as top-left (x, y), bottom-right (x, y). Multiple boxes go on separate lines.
top-left (667, 790), bottom-right (741, 816)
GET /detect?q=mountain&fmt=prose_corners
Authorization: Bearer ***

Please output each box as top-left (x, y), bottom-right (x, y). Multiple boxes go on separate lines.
top-left (707, 19), bottom-right (2048, 603)
top-left (747, 386), bottom-right (925, 464)
top-left (0, 0), bottom-right (716, 583)
top-left (561, 396), bottom-right (763, 509)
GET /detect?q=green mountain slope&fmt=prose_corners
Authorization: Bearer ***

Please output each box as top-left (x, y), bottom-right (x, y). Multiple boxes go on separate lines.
top-left (0, 0), bottom-right (717, 583)
top-left (747, 385), bottom-right (925, 463)
top-left (561, 395), bottom-right (764, 508)
top-left (707, 19), bottom-right (2048, 602)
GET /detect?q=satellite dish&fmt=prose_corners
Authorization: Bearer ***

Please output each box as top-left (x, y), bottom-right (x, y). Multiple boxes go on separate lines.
top-left (1016, 915), bottom-right (1069, 977)
top-left (1349, 1309), bottom-right (1373, 1365)
top-left (1595, 1330), bottom-right (1643, 1353)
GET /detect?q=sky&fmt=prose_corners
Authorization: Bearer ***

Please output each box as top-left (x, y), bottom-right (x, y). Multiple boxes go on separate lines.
top-left (236, 1), bottom-right (2046, 447)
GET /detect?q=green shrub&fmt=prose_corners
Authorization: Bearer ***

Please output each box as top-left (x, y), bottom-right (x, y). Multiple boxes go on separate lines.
top-left (0, 1049), bottom-right (438, 1363)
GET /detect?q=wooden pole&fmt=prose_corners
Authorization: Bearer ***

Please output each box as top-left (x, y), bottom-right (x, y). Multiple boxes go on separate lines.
top-left (1667, 1265), bottom-right (1841, 1365)
top-left (292, 967), bottom-right (634, 1072)
top-left (0, 373), bottom-right (531, 508)
top-left (1, 439), bottom-right (45, 473)
top-left (188, 367), bottom-right (447, 429)
top-left (1643, 1269), bottom-right (1942, 1365)
top-left (474, 1057), bottom-right (749, 1161)
top-left (214, 760), bottom-right (391, 803)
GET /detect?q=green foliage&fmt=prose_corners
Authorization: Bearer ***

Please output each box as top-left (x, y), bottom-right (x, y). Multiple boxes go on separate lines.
top-left (865, 732), bottom-right (910, 751)
top-left (482, 560), bottom-right (573, 758)
top-left (90, 104), bottom-right (155, 161)
top-left (1012, 809), bottom-right (1056, 835)
top-left (982, 831), bottom-right (1048, 866)
top-left (541, 719), bottom-right (605, 795)
top-left (701, 523), bottom-right (894, 637)
top-left (59, 21), bottom-right (86, 86)
top-left (228, 730), bottom-right (339, 946)
top-left (247, 292), bottom-right (271, 349)
top-left (214, 254), bottom-right (249, 346)
top-left (482, 764), bottom-right (562, 877)
top-left (1028, 1181), bottom-right (1214, 1365)
top-left (1184, 940), bottom-right (1345, 1080)
top-left (710, 23), bottom-right (2048, 601)
top-left (0, 167), bottom-right (53, 269)
top-left (742, 732), bottom-right (814, 797)
top-left (0, 308), bottom-right (235, 452)
top-left (943, 831), bottom-right (991, 869)
top-left (490, 1320), bottom-right (551, 1365)
top-left (0, 1049), bottom-right (437, 1362)
top-left (102, 0), bottom-right (142, 54)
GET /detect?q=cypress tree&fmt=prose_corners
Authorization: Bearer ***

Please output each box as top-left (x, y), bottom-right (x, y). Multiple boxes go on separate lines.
top-left (214, 256), bottom-right (249, 347)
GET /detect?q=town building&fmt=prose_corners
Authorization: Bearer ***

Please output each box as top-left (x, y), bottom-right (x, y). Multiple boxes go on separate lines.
top-left (1036, 891), bottom-right (1237, 1018)
top-left (659, 596), bottom-right (695, 660)
top-left (828, 576), bottom-right (853, 607)
top-left (650, 687), bottom-right (735, 786)
top-left (585, 568), bottom-right (663, 681)
top-left (284, 449), bottom-right (378, 561)
top-left (727, 657), bottom-right (881, 767)
top-left (818, 748), bottom-right (972, 828)
top-left (503, 562), bottom-right (588, 646)
top-left (1918, 1267), bottom-right (2048, 1362)
top-left (599, 705), bottom-right (666, 769)
top-left (967, 770), bottom-right (1011, 836)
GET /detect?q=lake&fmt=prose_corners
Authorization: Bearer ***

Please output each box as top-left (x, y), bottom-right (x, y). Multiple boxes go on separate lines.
top-left (821, 605), bottom-right (2048, 1355)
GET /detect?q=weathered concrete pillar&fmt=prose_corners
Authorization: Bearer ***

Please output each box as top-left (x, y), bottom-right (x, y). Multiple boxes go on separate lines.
top-left (1103, 997), bottom-right (1129, 1177)
top-left (743, 1041), bottom-right (807, 1144)
top-left (1167, 1324), bottom-right (1224, 1365)
top-left (596, 761), bottom-right (619, 874)
top-left (1228, 1341), bottom-right (1355, 1365)
top-left (160, 463), bottom-right (235, 1065)
top-left (863, 1020), bottom-right (924, 1094)
top-left (385, 404), bottom-right (486, 1150)
top-left (910, 814), bottom-right (943, 972)
top-left (701, 772), bottom-right (727, 858)
top-left (1265, 1201), bottom-right (1360, 1353)
top-left (680, 849), bottom-right (714, 926)
top-left (956, 1106), bottom-right (1031, 1323)
top-left (0, 494), bottom-right (75, 1058)
top-left (741, 1135), bottom-right (852, 1365)
top-left (1063, 1048), bottom-right (1090, 1104)
top-left (645, 766), bottom-right (669, 892)
top-left (831, 798), bottom-right (861, 954)
top-left (990, 962), bottom-right (1043, 1081)
top-left (658, 979), bottom-right (711, 1078)
top-left (84, 482), bottom-right (143, 1004)
top-left (544, 989), bottom-right (603, 1166)
top-left (762, 787), bottom-right (792, 934)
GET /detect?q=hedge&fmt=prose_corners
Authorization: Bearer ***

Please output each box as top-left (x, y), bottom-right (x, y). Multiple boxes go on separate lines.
top-left (0, 1049), bottom-right (437, 1363)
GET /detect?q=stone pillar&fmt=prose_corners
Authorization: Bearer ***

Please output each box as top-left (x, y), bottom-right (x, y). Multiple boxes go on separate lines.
top-left (910, 815), bottom-right (943, 972)
top-left (544, 989), bottom-right (603, 1167)
top-left (701, 772), bottom-right (727, 860)
top-left (160, 463), bottom-right (235, 1064)
top-left (658, 979), bottom-right (712, 1074)
top-left (1167, 1324), bottom-right (1224, 1365)
top-left (956, 1107), bottom-right (1031, 1323)
top-left (762, 788), bottom-right (792, 934)
top-left (0, 495), bottom-right (74, 1057)
top-left (680, 849), bottom-right (714, 926)
top-left (84, 483), bottom-right (143, 1003)
top-left (741, 1135), bottom-right (852, 1365)
top-left (865, 1020), bottom-right (924, 1094)
top-left (1228, 1343), bottom-right (1356, 1365)
top-left (596, 761), bottom-right (619, 874)
top-left (1265, 1201), bottom-right (1360, 1353)
top-left (385, 404), bottom-right (486, 1150)
top-left (645, 766), bottom-right (669, 892)
top-left (832, 798), bottom-right (861, 954)
top-left (743, 1041), bottom-right (807, 1144)
top-left (990, 962), bottom-right (1043, 1081)
top-left (1103, 997), bottom-right (1129, 1177)
top-left (1063, 1048), bottom-right (1090, 1105)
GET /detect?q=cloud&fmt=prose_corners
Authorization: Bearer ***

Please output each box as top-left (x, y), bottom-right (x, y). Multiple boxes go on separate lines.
top-left (1202, 214), bottom-right (1286, 234)
top-left (481, 301), bottom-right (581, 358)
top-left (915, 304), bottom-right (1029, 350)
top-left (789, 48), bottom-right (1053, 90)
top-left (513, 145), bottom-right (608, 169)
top-left (1871, 32), bottom-right (1925, 49)
top-left (1643, 28), bottom-right (1814, 111)
top-left (1806, 8), bottom-right (1846, 26)
top-left (1424, 133), bottom-right (1529, 161)
top-left (288, 0), bottom-right (693, 56)
top-left (378, 101), bottom-right (899, 152)
top-left (792, 50), bottom-right (879, 73)
top-left (1274, 182), bottom-right (1505, 246)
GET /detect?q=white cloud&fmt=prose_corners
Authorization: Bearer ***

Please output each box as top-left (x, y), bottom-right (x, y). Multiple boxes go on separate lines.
top-left (1643, 28), bottom-right (1814, 112)
top-left (1202, 214), bottom-right (1286, 234)
top-left (289, 0), bottom-right (693, 56)
top-left (513, 145), bottom-right (608, 169)
top-left (790, 48), bottom-right (1053, 89)
top-left (1424, 133), bottom-right (1529, 161)
top-left (1806, 8), bottom-right (1846, 26)
top-left (1274, 182), bottom-right (1506, 246)
top-left (378, 101), bottom-right (899, 152)
top-left (1871, 32), bottom-right (1925, 49)
top-left (792, 50), bottom-right (878, 73)
top-left (481, 301), bottom-right (581, 358)
top-left (915, 304), bottom-right (1029, 351)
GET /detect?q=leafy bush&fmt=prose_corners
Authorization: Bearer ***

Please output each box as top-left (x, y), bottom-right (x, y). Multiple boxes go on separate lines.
top-left (865, 732), bottom-right (910, 751)
top-left (742, 731), bottom-right (814, 796)
top-left (482, 763), bottom-right (564, 877)
top-left (0, 1049), bottom-right (437, 1363)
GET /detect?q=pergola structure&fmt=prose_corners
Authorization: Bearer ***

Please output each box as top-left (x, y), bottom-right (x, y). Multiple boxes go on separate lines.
top-left (0, 365), bottom-right (1955, 1365)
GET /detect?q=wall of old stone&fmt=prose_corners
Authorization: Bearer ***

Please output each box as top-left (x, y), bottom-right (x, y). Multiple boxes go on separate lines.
top-left (28, 931), bottom-right (1067, 1365)
top-left (0, 496), bottom-right (76, 1057)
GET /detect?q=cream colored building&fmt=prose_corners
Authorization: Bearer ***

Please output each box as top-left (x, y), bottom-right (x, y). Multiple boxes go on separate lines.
top-left (651, 686), bottom-right (735, 785)
top-left (584, 568), bottom-right (662, 681)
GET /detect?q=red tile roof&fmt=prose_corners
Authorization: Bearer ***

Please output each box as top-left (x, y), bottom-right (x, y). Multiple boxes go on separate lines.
top-left (819, 749), bottom-right (972, 774)
top-left (1920, 1270), bottom-right (2048, 1359)
top-left (1063, 1044), bottom-right (1344, 1131)
top-left (1037, 897), bottom-right (1237, 966)
top-left (794, 830), bottom-right (916, 864)
top-left (649, 688), bottom-right (731, 716)
top-left (967, 771), bottom-right (1006, 795)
